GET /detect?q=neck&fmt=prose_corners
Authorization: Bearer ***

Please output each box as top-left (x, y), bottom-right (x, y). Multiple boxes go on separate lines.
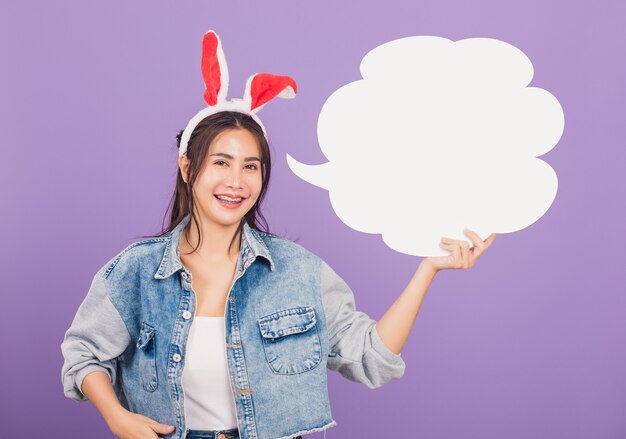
top-left (181, 214), bottom-right (242, 263)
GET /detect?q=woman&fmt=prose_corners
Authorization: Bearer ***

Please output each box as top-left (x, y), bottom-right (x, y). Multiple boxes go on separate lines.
top-left (61, 32), bottom-right (495, 439)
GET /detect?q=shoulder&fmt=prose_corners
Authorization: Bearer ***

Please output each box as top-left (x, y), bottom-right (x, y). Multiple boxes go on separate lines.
top-left (256, 232), bottom-right (346, 287)
top-left (256, 231), bottom-right (323, 268)
top-left (97, 235), bottom-right (170, 280)
top-left (258, 231), bottom-right (321, 259)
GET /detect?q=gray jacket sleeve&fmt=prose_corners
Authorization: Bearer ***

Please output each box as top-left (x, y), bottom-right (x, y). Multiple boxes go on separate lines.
top-left (60, 269), bottom-right (131, 401)
top-left (321, 260), bottom-right (405, 388)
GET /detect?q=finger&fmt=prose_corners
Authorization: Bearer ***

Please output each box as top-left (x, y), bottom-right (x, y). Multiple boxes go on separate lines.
top-left (454, 244), bottom-right (464, 268)
top-left (440, 242), bottom-right (462, 267)
top-left (484, 233), bottom-right (497, 248)
top-left (441, 236), bottom-right (472, 250)
top-left (463, 229), bottom-right (486, 252)
top-left (469, 232), bottom-right (496, 265)
top-left (455, 240), bottom-right (469, 268)
top-left (150, 423), bottom-right (176, 435)
top-left (439, 241), bottom-right (456, 258)
top-left (463, 229), bottom-right (487, 264)
top-left (440, 242), bottom-right (456, 252)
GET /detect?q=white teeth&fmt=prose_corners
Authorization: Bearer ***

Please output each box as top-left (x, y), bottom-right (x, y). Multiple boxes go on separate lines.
top-left (216, 195), bottom-right (243, 203)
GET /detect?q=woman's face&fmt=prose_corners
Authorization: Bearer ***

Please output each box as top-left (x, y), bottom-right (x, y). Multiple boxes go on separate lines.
top-left (182, 128), bottom-right (263, 230)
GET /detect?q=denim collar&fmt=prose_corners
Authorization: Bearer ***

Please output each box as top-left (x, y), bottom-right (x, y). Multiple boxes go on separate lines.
top-left (154, 213), bottom-right (275, 280)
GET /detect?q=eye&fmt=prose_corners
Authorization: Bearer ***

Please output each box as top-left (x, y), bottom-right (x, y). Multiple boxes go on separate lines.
top-left (214, 160), bottom-right (228, 166)
top-left (245, 163), bottom-right (259, 170)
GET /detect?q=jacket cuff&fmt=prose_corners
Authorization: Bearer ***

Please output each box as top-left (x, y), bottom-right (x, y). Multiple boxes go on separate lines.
top-left (371, 324), bottom-right (405, 365)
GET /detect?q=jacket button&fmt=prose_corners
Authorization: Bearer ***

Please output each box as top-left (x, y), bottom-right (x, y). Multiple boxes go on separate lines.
top-left (182, 311), bottom-right (192, 319)
top-left (172, 353), bottom-right (182, 362)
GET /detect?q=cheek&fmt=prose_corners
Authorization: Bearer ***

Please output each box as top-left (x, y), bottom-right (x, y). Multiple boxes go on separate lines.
top-left (244, 173), bottom-right (262, 191)
top-left (251, 177), bottom-right (263, 196)
top-left (191, 179), bottom-right (218, 202)
top-left (195, 173), bottom-right (220, 190)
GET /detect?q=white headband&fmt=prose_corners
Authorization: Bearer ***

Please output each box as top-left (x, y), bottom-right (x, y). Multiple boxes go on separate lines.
top-left (179, 30), bottom-right (297, 157)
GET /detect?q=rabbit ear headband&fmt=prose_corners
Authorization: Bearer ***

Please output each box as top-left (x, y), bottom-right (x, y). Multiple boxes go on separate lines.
top-left (179, 30), bottom-right (298, 156)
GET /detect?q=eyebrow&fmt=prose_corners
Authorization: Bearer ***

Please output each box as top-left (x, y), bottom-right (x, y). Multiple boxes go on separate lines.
top-left (209, 152), bottom-right (261, 162)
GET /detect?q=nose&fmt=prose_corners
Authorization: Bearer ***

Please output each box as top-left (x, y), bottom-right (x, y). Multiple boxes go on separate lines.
top-left (226, 166), bottom-right (243, 189)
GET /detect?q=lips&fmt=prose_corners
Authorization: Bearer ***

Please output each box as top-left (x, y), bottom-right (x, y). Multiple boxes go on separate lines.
top-left (215, 194), bottom-right (244, 202)
top-left (214, 194), bottom-right (246, 209)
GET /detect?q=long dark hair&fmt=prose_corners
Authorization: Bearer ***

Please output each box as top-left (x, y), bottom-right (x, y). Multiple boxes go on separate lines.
top-left (146, 111), bottom-right (274, 255)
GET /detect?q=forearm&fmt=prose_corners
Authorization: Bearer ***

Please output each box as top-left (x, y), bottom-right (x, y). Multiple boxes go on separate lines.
top-left (81, 371), bottom-right (127, 426)
top-left (376, 260), bottom-right (437, 354)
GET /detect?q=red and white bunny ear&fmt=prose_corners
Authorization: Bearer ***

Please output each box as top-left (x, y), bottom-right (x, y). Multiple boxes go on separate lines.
top-left (243, 73), bottom-right (297, 113)
top-left (201, 30), bottom-right (229, 106)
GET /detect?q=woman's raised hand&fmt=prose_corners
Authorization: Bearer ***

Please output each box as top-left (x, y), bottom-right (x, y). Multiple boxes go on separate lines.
top-left (375, 229), bottom-right (496, 355)
top-left (425, 229), bottom-right (496, 272)
top-left (107, 408), bottom-right (176, 439)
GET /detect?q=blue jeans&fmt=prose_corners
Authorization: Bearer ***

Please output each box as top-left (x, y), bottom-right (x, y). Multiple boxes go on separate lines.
top-left (185, 429), bottom-right (302, 439)
top-left (185, 429), bottom-right (239, 439)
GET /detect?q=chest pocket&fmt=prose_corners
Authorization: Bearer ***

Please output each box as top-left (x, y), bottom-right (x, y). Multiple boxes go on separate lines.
top-left (136, 322), bottom-right (158, 392)
top-left (258, 306), bottom-right (322, 375)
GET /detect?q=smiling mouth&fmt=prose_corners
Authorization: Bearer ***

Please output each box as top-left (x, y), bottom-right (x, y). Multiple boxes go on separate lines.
top-left (214, 195), bottom-right (245, 204)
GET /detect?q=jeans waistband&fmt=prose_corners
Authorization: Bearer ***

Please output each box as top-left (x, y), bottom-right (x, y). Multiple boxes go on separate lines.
top-left (185, 428), bottom-right (239, 439)
top-left (185, 428), bottom-right (302, 439)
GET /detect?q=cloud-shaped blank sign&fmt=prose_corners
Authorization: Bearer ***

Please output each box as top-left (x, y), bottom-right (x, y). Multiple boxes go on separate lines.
top-left (287, 36), bottom-right (563, 257)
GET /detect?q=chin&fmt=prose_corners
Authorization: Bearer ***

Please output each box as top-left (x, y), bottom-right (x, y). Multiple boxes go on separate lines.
top-left (213, 211), bottom-right (251, 228)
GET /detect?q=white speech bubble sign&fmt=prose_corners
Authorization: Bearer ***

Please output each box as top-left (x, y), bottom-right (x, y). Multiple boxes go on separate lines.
top-left (287, 36), bottom-right (563, 257)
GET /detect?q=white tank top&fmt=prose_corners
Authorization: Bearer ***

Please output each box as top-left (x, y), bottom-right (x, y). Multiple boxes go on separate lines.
top-left (181, 317), bottom-right (238, 430)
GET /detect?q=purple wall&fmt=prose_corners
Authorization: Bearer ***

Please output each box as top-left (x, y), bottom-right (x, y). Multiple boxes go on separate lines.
top-left (2, 1), bottom-right (625, 437)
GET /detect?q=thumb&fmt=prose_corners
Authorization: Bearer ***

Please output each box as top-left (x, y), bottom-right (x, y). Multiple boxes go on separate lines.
top-left (151, 423), bottom-right (176, 434)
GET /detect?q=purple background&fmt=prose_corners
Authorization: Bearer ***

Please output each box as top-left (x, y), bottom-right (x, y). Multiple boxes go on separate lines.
top-left (2, 1), bottom-right (625, 437)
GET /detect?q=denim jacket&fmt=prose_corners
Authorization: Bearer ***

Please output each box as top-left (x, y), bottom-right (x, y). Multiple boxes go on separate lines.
top-left (61, 213), bottom-right (405, 439)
